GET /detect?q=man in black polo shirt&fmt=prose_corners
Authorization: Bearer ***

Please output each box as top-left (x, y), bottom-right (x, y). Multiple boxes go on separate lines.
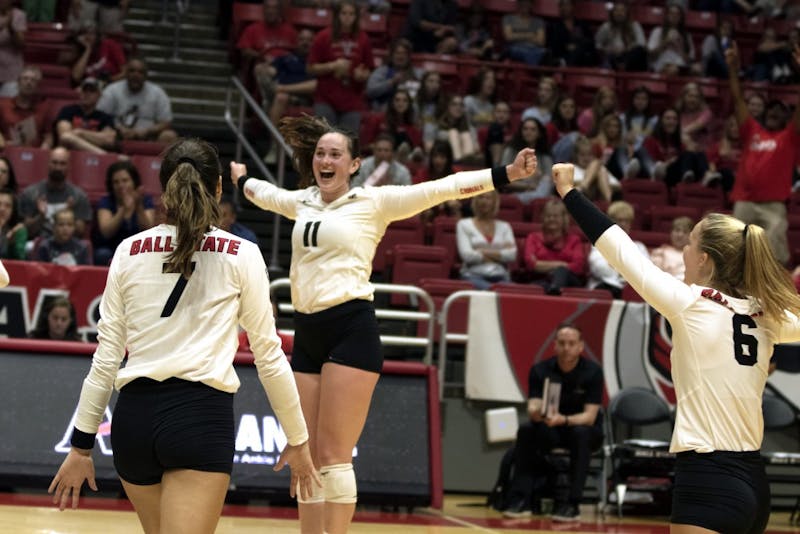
top-left (55, 77), bottom-right (117, 154)
top-left (503, 322), bottom-right (604, 522)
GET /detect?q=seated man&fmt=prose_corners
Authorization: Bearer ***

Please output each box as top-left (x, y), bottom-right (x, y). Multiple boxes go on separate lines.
top-left (237, 0), bottom-right (297, 79)
top-left (351, 133), bottom-right (411, 187)
top-left (0, 65), bottom-right (53, 149)
top-left (55, 77), bottom-right (117, 154)
top-left (18, 147), bottom-right (92, 240)
top-left (503, 322), bottom-right (604, 522)
top-left (96, 57), bottom-right (177, 143)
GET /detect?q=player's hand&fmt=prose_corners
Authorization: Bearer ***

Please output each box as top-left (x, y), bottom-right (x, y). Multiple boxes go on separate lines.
top-left (274, 441), bottom-right (321, 501)
top-left (507, 148), bottom-right (537, 181)
top-left (230, 162), bottom-right (248, 188)
top-left (48, 447), bottom-right (97, 510)
top-left (724, 41), bottom-right (740, 72)
top-left (552, 163), bottom-right (576, 198)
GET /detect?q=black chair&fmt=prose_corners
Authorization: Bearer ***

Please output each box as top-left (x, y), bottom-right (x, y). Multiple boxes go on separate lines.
top-left (761, 392), bottom-right (800, 523)
top-left (607, 387), bottom-right (675, 517)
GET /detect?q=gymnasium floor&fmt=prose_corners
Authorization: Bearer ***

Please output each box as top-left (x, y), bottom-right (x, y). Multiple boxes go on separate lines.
top-left (3, 493), bottom-right (800, 533)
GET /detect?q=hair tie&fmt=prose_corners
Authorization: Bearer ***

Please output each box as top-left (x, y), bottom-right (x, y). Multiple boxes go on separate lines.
top-left (177, 156), bottom-right (198, 171)
top-left (743, 224), bottom-right (749, 239)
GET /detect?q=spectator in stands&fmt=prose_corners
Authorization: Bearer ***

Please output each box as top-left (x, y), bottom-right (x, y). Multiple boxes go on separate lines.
top-left (463, 67), bottom-right (497, 129)
top-left (456, 190), bottom-right (516, 289)
top-left (365, 38), bottom-right (420, 112)
top-left (0, 66), bottom-right (52, 149)
top-left (746, 92), bottom-right (767, 124)
top-left (502, 322), bottom-right (603, 521)
top-left (647, 3), bottom-right (699, 76)
top-left (0, 188), bottom-right (26, 259)
top-left (750, 27), bottom-right (796, 84)
top-left (28, 295), bottom-right (82, 341)
top-left (548, 96), bottom-right (580, 162)
top-left (363, 88), bottom-right (422, 156)
top-left (484, 101), bottom-right (513, 166)
top-left (592, 113), bottom-right (641, 181)
top-left (427, 94), bottom-right (481, 164)
top-left (577, 85), bottom-right (617, 136)
top-left (588, 200), bottom-right (647, 298)
top-left (650, 215), bottom-right (693, 280)
top-left (620, 86), bottom-right (658, 156)
top-left (594, 2), bottom-right (647, 71)
top-left (571, 134), bottom-right (617, 202)
top-left (19, 147), bottom-right (92, 240)
top-left (0, 0), bottom-right (26, 97)
top-left (65, 24), bottom-right (127, 86)
top-left (23, 0), bottom-right (55, 22)
top-left (547, 0), bottom-right (597, 67)
top-left (307, 0), bottom-right (374, 136)
top-left (74, 0), bottom-right (129, 33)
top-left (33, 207), bottom-right (90, 265)
top-left (92, 160), bottom-right (155, 265)
top-left (703, 114), bottom-right (741, 190)
top-left (726, 42), bottom-right (800, 266)
top-left (55, 77), bottom-right (117, 154)
top-left (702, 17), bottom-right (734, 79)
top-left (219, 197), bottom-right (258, 245)
top-left (351, 133), bottom-right (412, 187)
top-left (254, 27), bottom-right (317, 125)
top-left (414, 140), bottom-right (462, 221)
top-left (522, 76), bottom-right (559, 126)
top-left (501, 118), bottom-right (554, 203)
top-left (97, 57), bottom-right (178, 143)
top-left (642, 107), bottom-right (686, 185)
top-left (524, 198), bottom-right (586, 295)
top-left (456, 0), bottom-right (496, 61)
top-left (0, 156), bottom-right (18, 192)
top-left (676, 82), bottom-right (712, 182)
top-left (502, 0), bottom-right (549, 66)
top-left (403, 0), bottom-right (458, 54)
top-left (416, 71), bottom-right (445, 133)
top-left (237, 0), bottom-right (298, 74)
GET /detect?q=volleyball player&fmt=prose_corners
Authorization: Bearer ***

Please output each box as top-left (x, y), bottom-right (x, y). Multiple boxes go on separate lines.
top-left (48, 138), bottom-right (319, 534)
top-left (231, 115), bottom-right (537, 534)
top-left (550, 162), bottom-right (800, 534)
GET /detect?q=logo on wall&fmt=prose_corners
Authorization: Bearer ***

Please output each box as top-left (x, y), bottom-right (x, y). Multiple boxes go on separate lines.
top-left (55, 407), bottom-right (114, 456)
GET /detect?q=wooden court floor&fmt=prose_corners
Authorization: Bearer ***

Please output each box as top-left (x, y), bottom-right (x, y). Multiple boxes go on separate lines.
top-left (4, 493), bottom-right (800, 533)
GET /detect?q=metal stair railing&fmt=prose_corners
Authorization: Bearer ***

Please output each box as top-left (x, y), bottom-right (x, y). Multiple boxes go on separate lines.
top-left (435, 290), bottom-right (481, 399)
top-left (225, 75), bottom-right (294, 272)
top-left (269, 278), bottom-right (438, 365)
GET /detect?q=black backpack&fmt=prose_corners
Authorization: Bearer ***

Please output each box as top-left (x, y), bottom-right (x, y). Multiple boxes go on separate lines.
top-left (486, 445), bottom-right (516, 511)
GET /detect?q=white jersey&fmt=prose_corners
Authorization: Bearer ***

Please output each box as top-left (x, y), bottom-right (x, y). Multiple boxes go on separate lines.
top-left (244, 168), bottom-right (495, 314)
top-left (597, 225), bottom-right (800, 452)
top-left (74, 224), bottom-right (308, 446)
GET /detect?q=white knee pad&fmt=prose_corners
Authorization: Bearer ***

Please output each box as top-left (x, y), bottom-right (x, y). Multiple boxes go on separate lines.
top-left (320, 463), bottom-right (357, 504)
top-left (296, 473), bottom-right (325, 504)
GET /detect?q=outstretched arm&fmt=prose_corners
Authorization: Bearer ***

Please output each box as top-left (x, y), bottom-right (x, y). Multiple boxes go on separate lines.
top-left (725, 42), bottom-right (749, 127)
top-left (793, 44), bottom-right (800, 133)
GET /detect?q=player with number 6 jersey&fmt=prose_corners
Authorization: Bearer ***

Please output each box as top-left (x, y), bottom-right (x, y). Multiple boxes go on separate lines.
top-left (48, 138), bottom-right (319, 534)
top-left (550, 162), bottom-right (800, 534)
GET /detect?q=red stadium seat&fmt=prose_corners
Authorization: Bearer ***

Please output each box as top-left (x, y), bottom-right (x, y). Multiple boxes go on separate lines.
top-left (3, 145), bottom-right (50, 190)
top-left (69, 151), bottom-right (124, 203)
top-left (630, 5), bottom-right (665, 31)
top-left (361, 12), bottom-right (388, 49)
top-left (621, 283), bottom-right (645, 303)
top-left (130, 155), bottom-right (163, 197)
top-left (649, 205), bottom-right (701, 232)
top-left (560, 68), bottom-right (616, 108)
top-left (684, 9), bottom-right (717, 32)
top-left (490, 282), bottom-right (544, 295)
top-left (390, 244), bottom-right (451, 306)
top-left (530, 0), bottom-right (561, 18)
top-left (373, 215), bottom-right (425, 274)
top-left (26, 28), bottom-right (69, 44)
top-left (416, 277), bottom-right (473, 340)
top-left (572, 0), bottom-right (610, 23)
top-left (672, 182), bottom-right (726, 214)
top-left (285, 7), bottom-right (332, 29)
top-left (498, 193), bottom-right (525, 222)
top-left (120, 139), bottom-right (168, 157)
top-left (431, 216), bottom-right (460, 275)
top-left (560, 286), bottom-right (614, 300)
top-left (510, 221), bottom-right (541, 240)
top-left (620, 179), bottom-right (668, 228)
top-left (526, 196), bottom-right (555, 223)
top-left (232, 2), bottom-right (264, 41)
top-left (629, 230), bottom-right (671, 250)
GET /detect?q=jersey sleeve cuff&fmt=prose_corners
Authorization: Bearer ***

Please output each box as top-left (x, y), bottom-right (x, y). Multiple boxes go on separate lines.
top-left (70, 427), bottom-right (96, 450)
top-left (562, 189), bottom-right (614, 244)
top-left (491, 166), bottom-right (510, 189)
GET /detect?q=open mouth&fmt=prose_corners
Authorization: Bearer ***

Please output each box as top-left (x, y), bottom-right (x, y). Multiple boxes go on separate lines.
top-left (319, 171), bottom-right (335, 180)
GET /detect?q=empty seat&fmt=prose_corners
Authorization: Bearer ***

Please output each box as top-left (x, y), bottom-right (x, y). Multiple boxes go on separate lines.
top-left (416, 277), bottom-right (473, 340)
top-left (390, 244), bottom-right (451, 306)
top-left (373, 215), bottom-right (425, 274)
top-left (620, 179), bottom-right (669, 208)
top-left (498, 193), bottom-right (525, 222)
top-left (130, 155), bottom-right (163, 197)
top-left (431, 216), bottom-right (459, 275)
top-left (672, 182), bottom-right (726, 214)
top-left (560, 287), bottom-right (614, 300)
top-left (120, 139), bottom-right (168, 157)
top-left (490, 282), bottom-right (544, 295)
top-left (285, 7), bottom-right (332, 29)
top-left (629, 230), bottom-right (671, 250)
top-left (3, 145), bottom-right (50, 190)
top-left (361, 12), bottom-right (388, 49)
top-left (649, 205), bottom-right (701, 233)
top-left (69, 151), bottom-right (124, 203)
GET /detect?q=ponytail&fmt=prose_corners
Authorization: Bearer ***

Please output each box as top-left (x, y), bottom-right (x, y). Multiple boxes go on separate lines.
top-left (158, 138), bottom-right (223, 279)
top-left (741, 224), bottom-right (800, 322)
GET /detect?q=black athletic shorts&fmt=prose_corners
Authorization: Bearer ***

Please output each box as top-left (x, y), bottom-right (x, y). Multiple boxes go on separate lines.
top-left (672, 450), bottom-right (770, 534)
top-left (291, 299), bottom-right (383, 374)
top-left (111, 377), bottom-right (234, 485)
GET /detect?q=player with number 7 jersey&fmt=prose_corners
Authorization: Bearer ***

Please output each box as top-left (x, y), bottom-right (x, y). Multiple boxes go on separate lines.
top-left (551, 162), bottom-right (800, 534)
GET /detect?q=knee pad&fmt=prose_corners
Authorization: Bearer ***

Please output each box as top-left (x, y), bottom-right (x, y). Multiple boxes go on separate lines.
top-left (320, 463), bottom-right (357, 504)
top-left (296, 473), bottom-right (324, 504)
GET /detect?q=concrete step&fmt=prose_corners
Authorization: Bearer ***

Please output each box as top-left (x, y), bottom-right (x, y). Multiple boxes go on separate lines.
top-left (128, 30), bottom-right (224, 52)
top-left (161, 82), bottom-right (233, 100)
top-left (146, 56), bottom-right (233, 77)
top-left (150, 69), bottom-right (234, 87)
top-left (124, 18), bottom-right (220, 41)
top-left (172, 96), bottom-right (228, 116)
top-left (127, 5), bottom-right (219, 26)
top-left (137, 42), bottom-right (229, 63)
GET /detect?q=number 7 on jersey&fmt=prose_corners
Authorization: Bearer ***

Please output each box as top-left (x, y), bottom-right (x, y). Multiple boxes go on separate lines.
top-left (161, 262), bottom-right (196, 317)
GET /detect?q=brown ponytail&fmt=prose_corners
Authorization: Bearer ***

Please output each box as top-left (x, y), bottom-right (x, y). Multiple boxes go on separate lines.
top-left (159, 138), bottom-right (222, 278)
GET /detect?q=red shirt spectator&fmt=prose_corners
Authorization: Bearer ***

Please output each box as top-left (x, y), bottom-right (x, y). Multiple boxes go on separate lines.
top-left (237, 19), bottom-right (298, 61)
top-left (524, 231), bottom-right (585, 275)
top-left (0, 66), bottom-right (52, 149)
top-left (308, 25), bottom-right (373, 113)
